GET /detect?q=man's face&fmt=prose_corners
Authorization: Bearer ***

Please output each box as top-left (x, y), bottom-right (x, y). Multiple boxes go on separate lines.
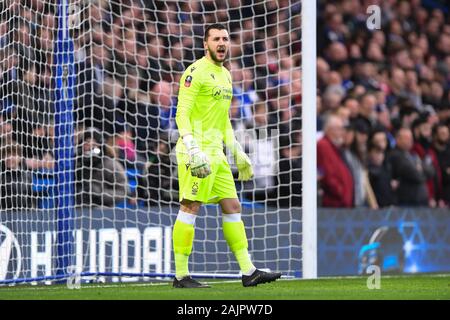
top-left (372, 132), bottom-right (387, 150)
top-left (204, 29), bottom-right (230, 63)
top-left (83, 137), bottom-right (99, 153)
top-left (369, 149), bottom-right (384, 166)
top-left (418, 122), bottom-right (432, 139)
top-left (361, 94), bottom-right (377, 118)
top-left (397, 129), bottom-right (413, 151)
top-left (6, 153), bottom-right (21, 169)
top-left (436, 126), bottom-right (450, 144)
top-left (326, 118), bottom-right (345, 147)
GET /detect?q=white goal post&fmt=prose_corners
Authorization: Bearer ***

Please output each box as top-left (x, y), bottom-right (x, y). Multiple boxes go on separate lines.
top-left (301, 0), bottom-right (317, 280)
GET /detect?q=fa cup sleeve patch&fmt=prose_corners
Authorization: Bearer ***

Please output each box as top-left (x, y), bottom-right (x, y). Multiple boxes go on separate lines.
top-left (184, 75), bottom-right (193, 87)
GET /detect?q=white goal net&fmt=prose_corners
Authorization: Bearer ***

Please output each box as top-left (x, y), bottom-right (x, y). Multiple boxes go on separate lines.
top-left (0, 0), bottom-right (303, 284)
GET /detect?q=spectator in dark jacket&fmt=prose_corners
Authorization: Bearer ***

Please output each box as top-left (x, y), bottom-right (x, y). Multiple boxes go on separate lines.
top-left (355, 93), bottom-right (382, 135)
top-left (75, 127), bottom-right (127, 207)
top-left (368, 144), bottom-right (396, 207)
top-left (146, 133), bottom-right (177, 206)
top-left (0, 143), bottom-right (34, 209)
top-left (411, 115), bottom-right (441, 207)
top-left (317, 115), bottom-right (354, 207)
top-left (432, 123), bottom-right (450, 206)
top-left (368, 128), bottom-right (396, 207)
top-left (388, 127), bottom-right (428, 206)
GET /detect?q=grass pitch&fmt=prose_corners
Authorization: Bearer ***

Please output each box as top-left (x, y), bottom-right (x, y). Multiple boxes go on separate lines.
top-left (0, 274), bottom-right (449, 300)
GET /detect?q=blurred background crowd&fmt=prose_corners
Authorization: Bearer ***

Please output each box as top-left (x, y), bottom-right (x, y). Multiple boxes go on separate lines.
top-left (2, 0), bottom-right (448, 212)
top-left (0, 0), bottom-right (301, 209)
top-left (317, 0), bottom-right (450, 208)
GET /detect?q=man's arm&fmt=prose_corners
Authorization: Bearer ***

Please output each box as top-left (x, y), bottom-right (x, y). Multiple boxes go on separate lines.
top-left (175, 73), bottom-right (198, 138)
top-left (224, 116), bottom-right (253, 181)
top-left (175, 70), bottom-right (211, 178)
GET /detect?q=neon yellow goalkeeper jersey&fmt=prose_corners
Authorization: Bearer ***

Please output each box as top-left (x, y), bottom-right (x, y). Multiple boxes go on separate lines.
top-left (175, 56), bottom-right (233, 156)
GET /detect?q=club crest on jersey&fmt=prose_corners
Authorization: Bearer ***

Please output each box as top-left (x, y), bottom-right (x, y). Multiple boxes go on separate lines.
top-left (192, 182), bottom-right (199, 195)
top-left (184, 75), bottom-right (193, 87)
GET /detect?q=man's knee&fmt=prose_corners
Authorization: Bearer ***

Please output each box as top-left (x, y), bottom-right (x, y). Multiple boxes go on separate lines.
top-left (180, 199), bottom-right (202, 214)
top-left (221, 199), bottom-right (241, 214)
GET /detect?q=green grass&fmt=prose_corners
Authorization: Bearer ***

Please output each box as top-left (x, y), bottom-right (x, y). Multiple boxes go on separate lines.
top-left (0, 274), bottom-right (449, 300)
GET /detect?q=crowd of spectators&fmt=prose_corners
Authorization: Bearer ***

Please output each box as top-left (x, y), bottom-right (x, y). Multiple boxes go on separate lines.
top-left (317, 0), bottom-right (450, 208)
top-left (0, 0), bottom-right (301, 209)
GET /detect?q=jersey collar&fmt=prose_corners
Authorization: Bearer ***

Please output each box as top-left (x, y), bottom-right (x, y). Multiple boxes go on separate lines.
top-left (202, 56), bottom-right (224, 72)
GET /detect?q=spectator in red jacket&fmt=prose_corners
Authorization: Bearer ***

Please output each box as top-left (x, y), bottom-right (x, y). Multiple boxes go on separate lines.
top-left (318, 115), bottom-right (354, 207)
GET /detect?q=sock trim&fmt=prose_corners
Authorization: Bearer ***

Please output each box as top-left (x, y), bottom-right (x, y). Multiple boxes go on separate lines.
top-left (223, 213), bottom-right (241, 223)
top-left (177, 210), bottom-right (197, 225)
top-left (242, 266), bottom-right (256, 276)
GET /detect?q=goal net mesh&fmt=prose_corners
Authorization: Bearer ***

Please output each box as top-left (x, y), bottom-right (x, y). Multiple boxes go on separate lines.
top-left (0, 0), bottom-right (301, 284)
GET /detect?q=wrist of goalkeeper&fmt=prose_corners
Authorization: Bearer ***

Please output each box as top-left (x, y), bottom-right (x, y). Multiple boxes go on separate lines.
top-left (182, 134), bottom-right (199, 151)
top-left (182, 134), bottom-right (211, 178)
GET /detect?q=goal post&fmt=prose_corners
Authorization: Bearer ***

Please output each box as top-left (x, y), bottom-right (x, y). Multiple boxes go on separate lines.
top-left (301, 0), bottom-right (317, 280)
top-left (0, 0), bottom-right (314, 285)
top-left (54, 0), bottom-right (76, 281)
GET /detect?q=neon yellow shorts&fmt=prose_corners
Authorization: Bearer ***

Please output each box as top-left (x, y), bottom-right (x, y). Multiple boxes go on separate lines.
top-left (177, 151), bottom-right (238, 204)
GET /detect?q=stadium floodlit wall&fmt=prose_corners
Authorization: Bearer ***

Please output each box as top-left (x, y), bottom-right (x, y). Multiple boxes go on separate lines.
top-left (318, 208), bottom-right (450, 276)
top-left (1, 207), bottom-right (449, 282)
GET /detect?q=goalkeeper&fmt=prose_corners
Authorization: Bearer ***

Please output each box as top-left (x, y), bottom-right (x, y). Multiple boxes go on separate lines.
top-left (172, 23), bottom-right (281, 288)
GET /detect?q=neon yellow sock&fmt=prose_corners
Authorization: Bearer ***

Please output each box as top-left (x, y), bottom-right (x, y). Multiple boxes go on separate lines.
top-left (174, 253), bottom-right (189, 280)
top-left (222, 214), bottom-right (255, 275)
top-left (173, 212), bottom-right (196, 279)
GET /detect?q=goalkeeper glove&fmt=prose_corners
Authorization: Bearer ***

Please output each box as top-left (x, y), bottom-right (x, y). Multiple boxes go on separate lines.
top-left (231, 140), bottom-right (253, 181)
top-left (183, 135), bottom-right (211, 178)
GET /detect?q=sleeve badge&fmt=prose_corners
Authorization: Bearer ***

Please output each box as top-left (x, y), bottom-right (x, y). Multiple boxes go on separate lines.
top-left (184, 75), bottom-right (193, 87)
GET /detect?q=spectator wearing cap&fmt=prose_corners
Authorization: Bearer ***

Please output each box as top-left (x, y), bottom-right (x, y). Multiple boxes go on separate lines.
top-left (317, 115), bottom-right (354, 208)
top-left (388, 127), bottom-right (429, 207)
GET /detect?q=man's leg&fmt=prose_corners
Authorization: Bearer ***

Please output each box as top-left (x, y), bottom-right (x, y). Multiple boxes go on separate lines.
top-left (172, 199), bottom-right (209, 288)
top-left (220, 198), bottom-right (282, 287)
top-left (173, 148), bottom-right (216, 288)
top-left (220, 198), bottom-right (256, 275)
top-left (173, 199), bottom-right (200, 279)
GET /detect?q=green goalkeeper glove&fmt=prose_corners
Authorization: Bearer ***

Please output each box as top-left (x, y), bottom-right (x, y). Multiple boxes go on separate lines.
top-left (231, 140), bottom-right (253, 181)
top-left (183, 135), bottom-right (211, 178)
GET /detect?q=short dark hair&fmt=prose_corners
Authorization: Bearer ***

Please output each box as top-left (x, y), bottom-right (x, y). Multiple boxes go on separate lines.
top-left (432, 122), bottom-right (447, 137)
top-left (204, 23), bottom-right (228, 41)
